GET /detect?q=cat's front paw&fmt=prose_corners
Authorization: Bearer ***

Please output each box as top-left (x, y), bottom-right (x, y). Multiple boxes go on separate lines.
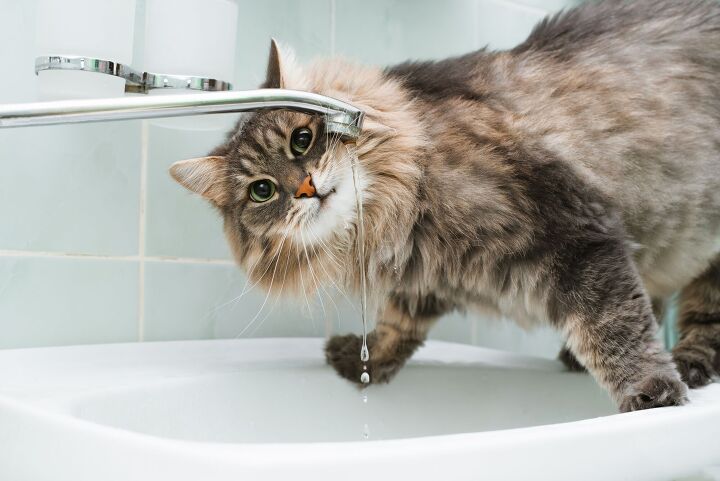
top-left (324, 334), bottom-right (405, 385)
top-left (619, 373), bottom-right (688, 412)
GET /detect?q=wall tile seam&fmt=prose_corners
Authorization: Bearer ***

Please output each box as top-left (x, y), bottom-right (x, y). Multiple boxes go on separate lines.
top-left (138, 120), bottom-right (149, 342)
top-left (0, 250), bottom-right (235, 265)
top-left (330, 0), bottom-right (337, 56)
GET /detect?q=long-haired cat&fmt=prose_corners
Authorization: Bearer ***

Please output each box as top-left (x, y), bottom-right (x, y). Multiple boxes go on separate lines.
top-left (170, 0), bottom-right (720, 412)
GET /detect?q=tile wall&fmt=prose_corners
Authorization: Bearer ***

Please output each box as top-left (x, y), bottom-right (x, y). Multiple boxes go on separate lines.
top-left (0, 0), bottom-right (592, 357)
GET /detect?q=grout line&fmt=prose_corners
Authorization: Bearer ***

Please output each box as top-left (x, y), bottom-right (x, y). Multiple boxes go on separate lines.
top-left (138, 120), bottom-right (149, 342)
top-left (0, 250), bottom-right (235, 266)
top-left (329, 0), bottom-right (336, 56)
top-left (0, 250), bottom-right (139, 261)
top-left (146, 256), bottom-right (236, 266)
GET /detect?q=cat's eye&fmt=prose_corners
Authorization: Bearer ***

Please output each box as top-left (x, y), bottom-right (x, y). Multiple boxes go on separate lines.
top-left (290, 127), bottom-right (313, 156)
top-left (249, 179), bottom-right (276, 202)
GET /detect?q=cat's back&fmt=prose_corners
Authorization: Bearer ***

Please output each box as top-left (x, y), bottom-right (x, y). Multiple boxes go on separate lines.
top-left (507, 0), bottom-right (720, 191)
top-left (388, 0), bottom-right (720, 297)
top-left (514, 0), bottom-right (720, 58)
top-left (511, 0), bottom-right (720, 296)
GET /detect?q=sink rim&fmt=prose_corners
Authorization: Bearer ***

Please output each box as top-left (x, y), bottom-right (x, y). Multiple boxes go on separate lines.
top-left (1, 338), bottom-right (720, 481)
top-left (0, 337), bottom-right (718, 450)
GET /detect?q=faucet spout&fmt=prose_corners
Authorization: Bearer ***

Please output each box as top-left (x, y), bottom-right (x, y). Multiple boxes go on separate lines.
top-left (0, 89), bottom-right (365, 141)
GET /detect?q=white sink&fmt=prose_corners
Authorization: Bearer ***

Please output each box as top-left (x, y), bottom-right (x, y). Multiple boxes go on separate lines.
top-left (0, 338), bottom-right (718, 481)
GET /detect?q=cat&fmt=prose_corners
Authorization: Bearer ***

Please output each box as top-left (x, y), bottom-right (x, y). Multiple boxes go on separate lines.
top-left (170, 0), bottom-right (720, 412)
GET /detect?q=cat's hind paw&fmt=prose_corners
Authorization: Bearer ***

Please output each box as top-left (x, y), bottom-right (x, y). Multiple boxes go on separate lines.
top-left (673, 344), bottom-right (717, 388)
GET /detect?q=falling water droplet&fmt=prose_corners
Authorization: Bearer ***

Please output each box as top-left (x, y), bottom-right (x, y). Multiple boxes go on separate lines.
top-left (363, 423), bottom-right (370, 440)
top-left (360, 371), bottom-right (370, 384)
top-left (360, 344), bottom-right (369, 362)
top-left (362, 392), bottom-right (368, 404)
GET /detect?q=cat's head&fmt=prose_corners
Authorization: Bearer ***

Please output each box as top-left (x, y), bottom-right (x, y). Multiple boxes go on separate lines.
top-left (170, 40), bottom-right (425, 295)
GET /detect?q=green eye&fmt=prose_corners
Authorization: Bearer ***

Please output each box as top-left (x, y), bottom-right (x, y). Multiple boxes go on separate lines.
top-left (249, 179), bottom-right (276, 202)
top-left (290, 127), bottom-right (313, 156)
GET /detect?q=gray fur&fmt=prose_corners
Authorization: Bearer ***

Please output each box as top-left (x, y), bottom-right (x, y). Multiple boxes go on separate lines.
top-left (171, 0), bottom-right (720, 412)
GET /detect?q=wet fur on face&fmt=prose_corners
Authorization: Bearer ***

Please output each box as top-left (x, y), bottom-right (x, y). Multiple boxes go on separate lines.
top-left (172, 0), bottom-right (720, 412)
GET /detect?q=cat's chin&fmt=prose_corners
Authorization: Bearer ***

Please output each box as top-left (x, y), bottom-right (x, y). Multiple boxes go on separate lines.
top-left (292, 197), bottom-right (347, 247)
top-left (292, 171), bottom-right (357, 247)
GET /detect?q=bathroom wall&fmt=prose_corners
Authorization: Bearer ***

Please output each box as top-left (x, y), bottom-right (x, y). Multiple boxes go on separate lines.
top-left (0, 0), bottom-right (589, 356)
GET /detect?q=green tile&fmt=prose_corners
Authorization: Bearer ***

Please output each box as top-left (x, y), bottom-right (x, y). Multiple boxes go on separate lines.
top-left (0, 122), bottom-right (141, 256)
top-left (233, 0), bottom-right (333, 89)
top-left (335, 0), bottom-right (480, 65)
top-left (429, 311), bottom-right (474, 344)
top-left (0, 0), bottom-right (38, 103)
top-left (478, 0), bottom-right (549, 50)
top-left (0, 256), bottom-right (138, 349)
top-left (145, 121), bottom-right (234, 260)
top-left (143, 261), bottom-right (357, 340)
top-left (472, 316), bottom-right (564, 359)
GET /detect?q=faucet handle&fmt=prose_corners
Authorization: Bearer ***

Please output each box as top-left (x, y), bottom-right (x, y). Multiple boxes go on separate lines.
top-left (35, 55), bottom-right (233, 94)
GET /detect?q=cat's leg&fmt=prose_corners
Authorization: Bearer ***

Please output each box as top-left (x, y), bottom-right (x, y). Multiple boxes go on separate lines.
top-left (558, 344), bottom-right (586, 372)
top-left (557, 297), bottom-right (665, 373)
top-left (672, 256), bottom-right (720, 388)
top-left (553, 238), bottom-right (687, 412)
top-left (325, 294), bottom-right (448, 385)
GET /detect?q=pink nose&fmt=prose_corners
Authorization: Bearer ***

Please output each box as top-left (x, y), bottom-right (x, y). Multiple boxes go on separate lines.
top-left (294, 174), bottom-right (316, 198)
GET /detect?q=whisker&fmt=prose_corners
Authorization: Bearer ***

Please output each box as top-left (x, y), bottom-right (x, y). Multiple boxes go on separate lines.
top-left (210, 242), bottom-right (275, 313)
top-left (236, 230), bottom-right (290, 337)
top-left (308, 231), bottom-right (353, 327)
top-left (295, 238), bottom-right (314, 323)
top-left (247, 238), bottom-right (293, 337)
top-left (308, 229), bottom-right (359, 316)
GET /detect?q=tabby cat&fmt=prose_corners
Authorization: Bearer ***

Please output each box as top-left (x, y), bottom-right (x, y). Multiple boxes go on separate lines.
top-left (171, 0), bottom-right (720, 411)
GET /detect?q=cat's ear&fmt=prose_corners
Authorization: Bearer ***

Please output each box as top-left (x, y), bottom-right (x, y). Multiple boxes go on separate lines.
top-left (169, 156), bottom-right (229, 206)
top-left (262, 38), bottom-right (307, 89)
top-left (264, 38), bottom-right (284, 88)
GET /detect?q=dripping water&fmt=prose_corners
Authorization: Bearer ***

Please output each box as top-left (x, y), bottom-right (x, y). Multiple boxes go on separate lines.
top-left (348, 143), bottom-right (372, 439)
top-left (361, 392), bottom-right (370, 440)
top-left (348, 144), bottom-right (371, 384)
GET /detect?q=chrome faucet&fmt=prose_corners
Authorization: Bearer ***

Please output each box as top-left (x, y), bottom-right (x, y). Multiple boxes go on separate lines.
top-left (0, 54), bottom-right (364, 141)
top-left (0, 89), bottom-right (364, 140)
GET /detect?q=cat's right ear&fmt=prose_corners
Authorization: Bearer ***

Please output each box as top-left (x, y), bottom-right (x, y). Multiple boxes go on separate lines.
top-left (263, 38), bottom-right (284, 89)
top-left (262, 38), bottom-right (307, 89)
top-left (169, 156), bottom-right (229, 206)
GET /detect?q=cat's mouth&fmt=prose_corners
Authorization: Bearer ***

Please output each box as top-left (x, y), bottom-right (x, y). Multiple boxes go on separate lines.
top-left (317, 187), bottom-right (337, 206)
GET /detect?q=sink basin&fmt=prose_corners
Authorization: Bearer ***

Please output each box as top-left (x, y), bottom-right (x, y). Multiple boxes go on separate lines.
top-left (0, 338), bottom-right (718, 480)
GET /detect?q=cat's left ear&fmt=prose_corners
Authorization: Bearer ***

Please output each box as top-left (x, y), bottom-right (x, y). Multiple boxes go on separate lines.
top-left (169, 156), bottom-right (229, 206)
top-left (262, 38), bottom-right (307, 89)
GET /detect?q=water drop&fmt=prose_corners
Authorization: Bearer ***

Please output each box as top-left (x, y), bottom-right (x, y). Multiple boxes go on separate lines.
top-left (362, 393), bottom-right (368, 404)
top-left (349, 149), bottom-right (373, 389)
top-left (363, 423), bottom-right (370, 440)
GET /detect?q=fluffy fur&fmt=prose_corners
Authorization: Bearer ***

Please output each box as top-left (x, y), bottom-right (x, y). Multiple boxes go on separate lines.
top-left (171, 0), bottom-right (720, 412)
